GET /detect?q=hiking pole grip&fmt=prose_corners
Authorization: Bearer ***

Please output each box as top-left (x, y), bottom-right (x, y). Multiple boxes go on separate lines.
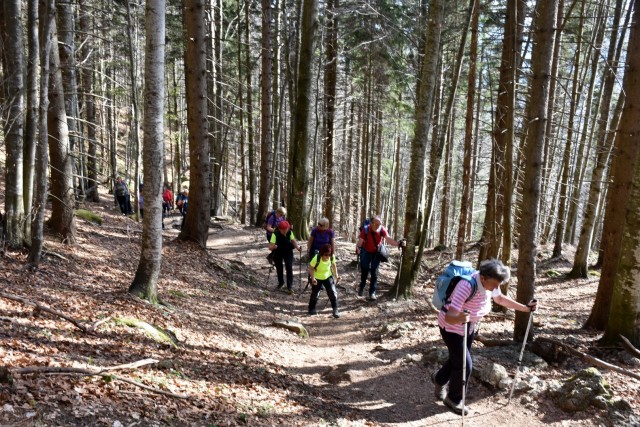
top-left (508, 300), bottom-right (536, 403)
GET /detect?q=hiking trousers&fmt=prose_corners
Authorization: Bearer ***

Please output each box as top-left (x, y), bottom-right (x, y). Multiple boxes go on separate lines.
top-left (274, 249), bottom-right (294, 289)
top-left (359, 251), bottom-right (381, 296)
top-left (435, 326), bottom-right (475, 404)
top-left (308, 276), bottom-right (338, 313)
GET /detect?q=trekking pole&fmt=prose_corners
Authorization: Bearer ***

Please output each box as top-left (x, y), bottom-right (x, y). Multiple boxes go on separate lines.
top-left (508, 299), bottom-right (537, 404)
top-left (461, 310), bottom-right (469, 426)
top-left (266, 266), bottom-right (273, 289)
top-left (393, 247), bottom-right (404, 302)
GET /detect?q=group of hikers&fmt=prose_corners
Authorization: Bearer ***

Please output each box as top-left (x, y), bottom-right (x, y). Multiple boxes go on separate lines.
top-left (113, 177), bottom-right (189, 228)
top-left (264, 206), bottom-right (538, 417)
top-left (264, 208), bottom-right (405, 317)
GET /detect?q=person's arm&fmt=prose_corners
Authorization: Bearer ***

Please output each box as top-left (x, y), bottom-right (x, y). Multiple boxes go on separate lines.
top-left (444, 307), bottom-right (470, 325)
top-left (494, 294), bottom-right (538, 312)
top-left (292, 238), bottom-right (302, 252)
top-left (266, 217), bottom-right (276, 233)
top-left (356, 237), bottom-right (364, 254)
top-left (268, 234), bottom-right (277, 251)
top-left (332, 257), bottom-right (339, 283)
top-left (382, 229), bottom-right (403, 247)
top-left (308, 257), bottom-right (317, 283)
top-left (307, 233), bottom-right (314, 254)
top-left (443, 282), bottom-right (472, 325)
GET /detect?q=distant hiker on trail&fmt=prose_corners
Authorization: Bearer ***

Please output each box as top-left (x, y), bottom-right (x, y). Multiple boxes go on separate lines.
top-left (268, 220), bottom-right (302, 294)
top-left (264, 207), bottom-right (287, 242)
top-left (162, 184), bottom-right (173, 217)
top-left (176, 189), bottom-right (189, 216)
top-left (355, 216), bottom-right (404, 300)
top-left (114, 176), bottom-right (133, 215)
top-left (432, 259), bottom-right (538, 416)
top-left (308, 243), bottom-right (340, 318)
top-left (307, 217), bottom-right (335, 259)
top-left (138, 184), bottom-right (144, 219)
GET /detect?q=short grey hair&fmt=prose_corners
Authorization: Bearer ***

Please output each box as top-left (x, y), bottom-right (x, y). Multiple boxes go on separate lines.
top-left (478, 259), bottom-right (511, 284)
top-left (276, 207), bottom-right (287, 216)
top-left (318, 217), bottom-right (329, 227)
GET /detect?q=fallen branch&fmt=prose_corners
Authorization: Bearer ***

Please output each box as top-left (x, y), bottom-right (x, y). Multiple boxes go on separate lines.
top-left (475, 335), bottom-right (513, 347)
top-left (0, 291), bottom-right (87, 332)
top-left (620, 335), bottom-right (640, 359)
top-left (537, 337), bottom-right (640, 382)
top-left (11, 358), bottom-right (186, 399)
top-left (87, 316), bottom-right (113, 333)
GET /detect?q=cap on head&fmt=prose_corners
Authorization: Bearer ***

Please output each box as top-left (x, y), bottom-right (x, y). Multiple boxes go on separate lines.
top-left (278, 221), bottom-right (290, 231)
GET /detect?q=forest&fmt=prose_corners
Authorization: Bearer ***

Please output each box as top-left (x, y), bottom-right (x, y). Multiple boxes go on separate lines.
top-left (1, 0), bottom-right (640, 424)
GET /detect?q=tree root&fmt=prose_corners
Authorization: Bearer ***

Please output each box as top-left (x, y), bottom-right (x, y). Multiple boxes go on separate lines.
top-left (537, 337), bottom-right (640, 382)
top-left (620, 335), bottom-right (640, 359)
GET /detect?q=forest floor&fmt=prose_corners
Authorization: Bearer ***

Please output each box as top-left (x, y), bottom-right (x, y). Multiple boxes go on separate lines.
top-left (1, 195), bottom-right (639, 426)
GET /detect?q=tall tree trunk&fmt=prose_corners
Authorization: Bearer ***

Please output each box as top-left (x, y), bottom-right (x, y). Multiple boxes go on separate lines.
top-left (553, 0), bottom-right (598, 257)
top-left (3, 0), bottom-right (26, 249)
top-left (179, 0), bottom-right (211, 247)
top-left (287, 0), bottom-right (318, 239)
top-left (456, 0), bottom-right (479, 261)
top-left (57, 0), bottom-right (80, 195)
top-left (244, 0), bottom-right (257, 225)
top-left (602, 0), bottom-right (640, 346)
top-left (585, 1), bottom-right (639, 331)
top-left (48, 17), bottom-right (77, 244)
top-left (515, 0), bottom-right (558, 341)
top-left (570, 0), bottom-right (625, 278)
top-left (80, 0), bottom-right (99, 202)
top-left (256, 0), bottom-right (274, 226)
top-left (29, 0), bottom-right (55, 266)
top-left (396, 0), bottom-right (444, 299)
top-left (23, 0), bottom-right (40, 243)
top-left (323, 0), bottom-right (338, 224)
top-left (129, 0), bottom-right (166, 303)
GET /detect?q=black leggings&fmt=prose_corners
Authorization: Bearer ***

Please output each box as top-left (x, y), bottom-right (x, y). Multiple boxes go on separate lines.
top-left (308, 276), bottom-right (338, 312)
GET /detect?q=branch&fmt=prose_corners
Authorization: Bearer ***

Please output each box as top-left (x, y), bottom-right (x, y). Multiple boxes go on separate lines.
top-left (10, 358), bottom-right (187, 399)
top-left (619, 335), bottom-right (640, 359)
top-left (87, 316), bottom-right (113, 333)
top-left (537, 337), bottom-right (640, 382)
top-left (0, 291), bottom-right (87, 332)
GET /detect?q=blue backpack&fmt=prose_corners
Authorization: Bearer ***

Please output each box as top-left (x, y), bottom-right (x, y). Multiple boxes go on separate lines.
top-left (432, 260), bottom-right (477, 310)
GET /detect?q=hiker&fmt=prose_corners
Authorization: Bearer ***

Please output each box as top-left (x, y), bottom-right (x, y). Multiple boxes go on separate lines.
top-left (176, 189), bottom-right (189, 216)
top-left (162, 184), bottom-right (173, 217)
top-left (307, 217), bottom-right (335, 259)
top-left (355, 215), bottom-right (404, 300)
top-left (268, 220), bottom-right (302, 294)
top-left (432, 259), bottom-right (538, 415)
top-left (265, 207), bottom-right (287, 242)
top-left (308, 243), bottom-right (340, 318)
top-left (114, 176), bottom-right (133, 215)
top-left (138, 184), bottom-right (144, 219)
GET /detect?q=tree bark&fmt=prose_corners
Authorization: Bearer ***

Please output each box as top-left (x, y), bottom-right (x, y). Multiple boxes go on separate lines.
top-left (515, 0), bottom-right (558, 341)
top-left (256, 0), bottom-right (275, 226)
top-left (600, 0), bottom-right (640, 343)
top-left (179, 0), bottom-right (211, 247)
top-left (48, 16), bottom-right (77, 244)
top-left (29, 0), bottom-right (55, 266)
top-left (396, 0), bottom-right (444, 299)
top-left (287, 0), bottom-right (318, 239)
top-left (2, 0), bottom-right (26, 249)
top-left (129, 0), bottom-right (166, 303)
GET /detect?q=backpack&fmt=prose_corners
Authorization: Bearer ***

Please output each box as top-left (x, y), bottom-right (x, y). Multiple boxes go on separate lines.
top-left (432, 260), bottom-right (478, 310)
top-left (311, 254), bottom-right (333, 271)
top-left (262, 210), bottom-right (277, 230)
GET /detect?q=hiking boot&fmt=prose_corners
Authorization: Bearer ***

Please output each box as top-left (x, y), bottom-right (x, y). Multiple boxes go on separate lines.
top-left (308, 310), bottom-right (318, 315)
top-left (369, 293), bottom-right (377, 301)
top-left (277, 283), bottom-right (284, 289)
top-left (443, 396), bottom-right (469, 416)
top-left (357, 288), bottom-right (364, 297)
top-left (332, 310), bottom-right (340, 319)
top-left (431, 372), bottom-right (447, 401)
top-left (286, 288), bottom-right (294, 295)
